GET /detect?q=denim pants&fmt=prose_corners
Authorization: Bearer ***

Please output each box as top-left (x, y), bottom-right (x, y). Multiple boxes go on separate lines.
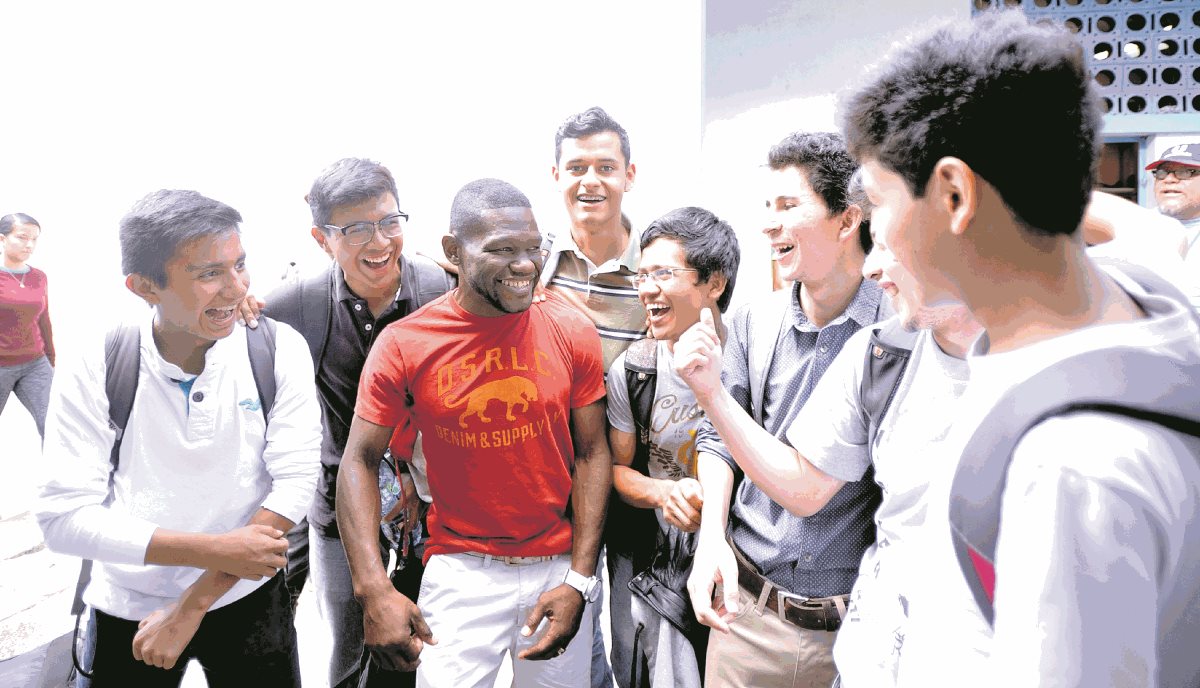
top-left (0, 355), bottom-right (52, 438)
top-left (89, 574), bottom-right (298, 688)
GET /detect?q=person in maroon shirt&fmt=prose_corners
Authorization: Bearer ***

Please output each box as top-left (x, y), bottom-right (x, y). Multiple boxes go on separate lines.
top-left (0, 213), bottom-right (54, 438)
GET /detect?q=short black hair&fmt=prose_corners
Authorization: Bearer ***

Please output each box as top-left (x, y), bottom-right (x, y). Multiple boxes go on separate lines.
top-left (0, 213), bottom-right (40, 235)
top-left (767, 132), bottom-right (870, 253)
top-left (120, 190), bottom-right (242, 287)
top-left (307, 158), bottom-right (400, 230)
top-left (846, 168), bottom-right (873, 254)
top-left (449, 179), bottom-right (533, 239)
top-left (640, 207), bottom-right (741, 313)
top-left (841, 10), bottom-right (1101, 237)
top-left (555, 106), bottom-right (631, 167)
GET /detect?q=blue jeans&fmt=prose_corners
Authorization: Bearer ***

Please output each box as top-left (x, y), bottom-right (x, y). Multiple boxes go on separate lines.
top-left (89, 574), bottom-right (298, 688)
top-left (0, 355), bottom-right (52, 438)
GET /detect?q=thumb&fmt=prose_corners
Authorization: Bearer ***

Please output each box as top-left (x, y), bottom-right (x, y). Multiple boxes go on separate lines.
top-left (700, 306), bottom-right (715, 329)
top-left (721, 559), bottom-right (740, 614)
top-left (521, 600), bottom-right (548, 637)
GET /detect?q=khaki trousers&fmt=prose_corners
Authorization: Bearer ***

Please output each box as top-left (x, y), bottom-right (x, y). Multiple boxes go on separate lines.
top-left (704, 583), bottom-right (838, 688)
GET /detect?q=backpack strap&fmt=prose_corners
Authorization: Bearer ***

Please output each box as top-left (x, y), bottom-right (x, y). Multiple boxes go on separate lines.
top-left (859, 316), bottom-right (919, 454)
top-left (77, 323), bottom-right (143, 615)
top-left (623, 338), bottom-right (658, 475)
top-left (247, 316), bottom-right (278, 418)
top-left (949, 346), bottom-right (1200, 626)
top-left (748, 288), bottom-right (793, 425)
top-left (403, 253), bottom-right (457, 310)
top-left (606, 338), bottom-right (660, 566)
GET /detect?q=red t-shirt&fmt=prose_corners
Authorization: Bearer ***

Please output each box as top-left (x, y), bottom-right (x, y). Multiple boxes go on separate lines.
top-left (357, 291), bottom-right (605, 560)
top-left (0, 267), bottom-right (54, 367)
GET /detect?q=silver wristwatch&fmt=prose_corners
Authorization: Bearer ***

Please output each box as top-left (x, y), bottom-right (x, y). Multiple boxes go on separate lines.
top-left (563, 568), bottom-right (601, 603)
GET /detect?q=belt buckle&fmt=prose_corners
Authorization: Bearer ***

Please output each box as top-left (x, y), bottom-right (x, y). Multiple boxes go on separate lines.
top-left (776, 589), bottom-right (809, 623)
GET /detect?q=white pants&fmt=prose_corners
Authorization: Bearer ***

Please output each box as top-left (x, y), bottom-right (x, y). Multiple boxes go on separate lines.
top-left (416, 553), bottom-right (592, 688)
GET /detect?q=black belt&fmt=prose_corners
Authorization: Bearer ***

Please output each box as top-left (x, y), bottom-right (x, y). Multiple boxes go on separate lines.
top-left (732, 543), bottom-right (848, 632)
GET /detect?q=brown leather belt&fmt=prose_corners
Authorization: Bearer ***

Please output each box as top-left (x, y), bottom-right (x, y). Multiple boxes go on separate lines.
top-left (463, 552), bottom-right (558, 565)
top-left (732, 543), bottom-right (848, 632)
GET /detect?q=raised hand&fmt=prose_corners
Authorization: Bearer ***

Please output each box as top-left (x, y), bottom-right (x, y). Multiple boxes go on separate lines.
top-left (674, 307), bottom-right (724, 405)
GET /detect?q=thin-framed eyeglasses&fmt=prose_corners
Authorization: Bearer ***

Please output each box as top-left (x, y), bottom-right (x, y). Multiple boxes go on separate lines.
top-left (630, 267), bottom-right (699, 286)
top-left (1152, 167), bottom-right (1199, 181)
top-left (323, 212), bottom-right (409, 246)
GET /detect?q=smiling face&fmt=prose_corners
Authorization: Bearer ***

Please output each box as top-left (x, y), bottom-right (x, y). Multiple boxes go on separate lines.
top-left (312, 193), bottom-right (403, 299)
top-left (141, 229), bottom-right (249, 346)
top-left (553, 131), bottom-right (636, 232)
top-left (1, 222), bottom-right (39, 269)
top-left (762, 166), bottom-right (847, 284)
top-left (859, 159), bottom-right (963, 312)
top-left (1153, 163), bottom-right (1200, 222)
top-left (450, 207), bottom-right (544, 317)
top-left (637, 237), bottom-right (725, 344)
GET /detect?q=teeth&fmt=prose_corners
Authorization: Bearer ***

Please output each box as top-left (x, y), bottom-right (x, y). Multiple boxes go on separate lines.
top-left (578, 195), bottom-right (605, 202)
top-left (771, 245), bottom-right (795, 260)
top-left (502, 279), bottom-right (531, 288)
top-left (646, 304), bottom-right (668, 312)
top-left (364, 254), bottom-right (391, 265)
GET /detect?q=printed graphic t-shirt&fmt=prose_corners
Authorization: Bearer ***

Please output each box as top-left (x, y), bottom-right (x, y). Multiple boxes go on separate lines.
top-left (356, 292), bottom-right (606, 560)
top-left (606, 340), bottom-right (705, 532)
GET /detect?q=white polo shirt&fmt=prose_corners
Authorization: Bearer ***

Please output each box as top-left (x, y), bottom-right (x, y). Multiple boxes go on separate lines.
top-left (37, 314), bottom-right (322, 619)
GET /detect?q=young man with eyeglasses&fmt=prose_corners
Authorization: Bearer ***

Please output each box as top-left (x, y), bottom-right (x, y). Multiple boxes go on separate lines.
top-left (337, 178), bottom-right (610, 687)
top-left (252, 158), bottom-right (454, 688)
top-left (605, 207), bottom-right (740, 687)
top-left (1148, 143), bottom-right (1200, 265)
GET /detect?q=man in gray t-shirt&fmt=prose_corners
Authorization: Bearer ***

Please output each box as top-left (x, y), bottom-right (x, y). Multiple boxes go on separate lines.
top-left (606, 207), bottom-right (739, 688)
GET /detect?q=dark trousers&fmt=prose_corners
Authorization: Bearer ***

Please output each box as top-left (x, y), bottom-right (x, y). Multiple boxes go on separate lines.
top-left (90, 574), bottom-right (299, 688)
top-left (351, 547), bottom-right (425, 688)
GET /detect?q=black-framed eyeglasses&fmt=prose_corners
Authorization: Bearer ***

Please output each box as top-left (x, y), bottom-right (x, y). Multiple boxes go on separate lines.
top-left (630, 267), bottom-right (699, 286)
top-left (324, 212), bottom-right (408, 246)
top-left (1152, 167), bottom-right (1200, 181)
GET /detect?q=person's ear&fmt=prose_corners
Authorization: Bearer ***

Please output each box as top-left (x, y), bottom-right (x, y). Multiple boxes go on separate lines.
top-left (931, 157), bottom-right (977, 237)
top-left (311, 227), bottom-right (334, 258)
top-left (625, 162), bottom-right (637, 192)
top-left (551, 166), bottom-right (560, 184)
top-left (837, 204), bottom-right (864, 243)
top-left (442, 234), bottom-right (462, 267)
top-left (705, 271), bottom-right (728, 305)
top-left (126, 274), bottom-right (160, 305)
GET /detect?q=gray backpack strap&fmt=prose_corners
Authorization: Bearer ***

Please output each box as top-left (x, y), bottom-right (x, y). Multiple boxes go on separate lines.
top-left (404, 253), bottom-right (457, 310)
top-left (860, 316), bottom-right (919, 454)
top-left (607, 339), bottom-right (660, 566)
top-left (77, 323), bottom-right (143, 615)
top-left (949, 346), bottom-right (1200, 626)
top-left (247, 316), bottom-right (278, 419)
top-left (748, 289), bottom-right (793, 425)
top-left (623, 338), bottom-right (658, 473)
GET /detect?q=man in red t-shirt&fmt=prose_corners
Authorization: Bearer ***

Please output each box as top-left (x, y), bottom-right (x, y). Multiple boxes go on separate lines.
top-left (336, 178), bottom-right (611, 687)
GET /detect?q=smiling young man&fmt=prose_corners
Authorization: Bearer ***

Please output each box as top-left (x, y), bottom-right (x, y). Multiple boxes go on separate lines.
top-left (842, 12), bottom-right (1200, 685)
top-left (336, 178), bottom-right (611, 687)
top-left (37, 190), bottom-right (322, 686)
top-left (255, 158), bottom-right (454, 688)
top-left (605, 207), bottom-right (740, 687)
top-left (676, 132), bottom-right (883, 688)
top-left (675, 174), bottom-right (982, 685)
